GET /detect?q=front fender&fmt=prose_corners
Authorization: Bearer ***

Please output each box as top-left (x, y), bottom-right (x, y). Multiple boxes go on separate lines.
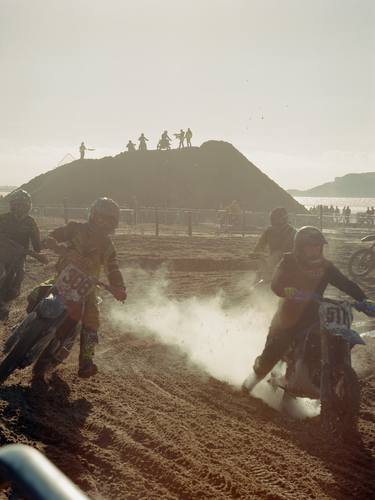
top-left (36, 294), bottom-right (65, 319)
top-left (331, 327), bottom-right (366, 346)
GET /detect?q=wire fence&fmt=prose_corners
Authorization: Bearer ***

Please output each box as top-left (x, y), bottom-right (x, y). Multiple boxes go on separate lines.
top-left (1, 204), bottom-right (370, 237)
top-left (1, 197), bottom-right (374, 236)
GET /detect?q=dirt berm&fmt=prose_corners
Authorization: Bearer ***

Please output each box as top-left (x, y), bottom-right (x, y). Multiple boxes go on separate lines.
top-left (16, 141), bottom-right (305, 212)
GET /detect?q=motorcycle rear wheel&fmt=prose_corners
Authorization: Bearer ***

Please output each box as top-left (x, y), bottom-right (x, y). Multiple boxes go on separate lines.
top-left (0, 319), bottom-right (47, 384)
top-left (348, 248), bottom-right (375, 277)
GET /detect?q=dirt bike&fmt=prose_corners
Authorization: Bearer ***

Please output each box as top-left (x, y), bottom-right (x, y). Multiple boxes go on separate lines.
top-left (0, 260), bottom-right (119, 384)
top-left (157, 138), bottom-right (171, 150)
top-left (348, 234), bottom-right (375, 277)
top-left (268, 293), bottom-right (373, 434)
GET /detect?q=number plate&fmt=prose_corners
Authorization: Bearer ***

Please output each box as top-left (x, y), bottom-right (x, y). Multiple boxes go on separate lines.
top-left (319, 302), bottom-right (353, 331)
top-left (55, 264), bottom-right (95, 302)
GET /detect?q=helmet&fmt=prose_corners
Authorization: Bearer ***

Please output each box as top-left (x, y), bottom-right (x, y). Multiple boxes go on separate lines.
top-left (89, 197), bottom-right (120, 234)
top-left (9, 190), bottom-right (32, 218)
top-left (270, 207), bottom-right (288, 226)
top-left (294, 226), bottom-right (327, 266)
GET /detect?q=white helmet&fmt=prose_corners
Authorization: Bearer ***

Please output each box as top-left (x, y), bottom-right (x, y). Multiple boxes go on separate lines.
top-left (9, 189), bottom-right (32, 218)
top-left (89, 197), bottom-right (120, 234)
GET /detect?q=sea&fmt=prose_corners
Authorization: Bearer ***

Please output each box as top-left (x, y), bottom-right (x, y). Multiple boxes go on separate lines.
top-left (294, 196), bottom-right (375, 214)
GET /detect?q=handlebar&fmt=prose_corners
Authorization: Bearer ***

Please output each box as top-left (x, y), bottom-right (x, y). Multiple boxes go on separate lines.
top-left (288, 290), bottom-right (375, 316)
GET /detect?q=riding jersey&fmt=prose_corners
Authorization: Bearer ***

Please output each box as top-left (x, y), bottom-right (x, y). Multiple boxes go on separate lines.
top-left (49, 221), bottom-right (124, 288)
top-left (271, 253), bottom-right (366, 330)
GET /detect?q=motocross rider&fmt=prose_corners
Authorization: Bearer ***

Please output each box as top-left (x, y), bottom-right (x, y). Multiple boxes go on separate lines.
top-left (0, 190), bottom-right (46, 320)
top-left (40, 197), bottom-right (127, 378)
top-left (252, 207), bottom-right (296, 280)
top-left (243, 226), bottom-right (371, 391)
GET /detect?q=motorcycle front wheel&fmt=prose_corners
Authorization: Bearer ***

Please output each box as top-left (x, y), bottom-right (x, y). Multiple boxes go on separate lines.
top-left (348, 248), bottom-right (375, 277)
top-left (321, 365), bottom-right (360, 435)
top-left (0, 318), bottom-right (47, 384)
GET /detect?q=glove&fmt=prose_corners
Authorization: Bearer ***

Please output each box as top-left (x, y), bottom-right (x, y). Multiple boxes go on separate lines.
top-left (111, 286), bottom-right (127, 302)
top-left (357, 299), bottom-right (375, 316)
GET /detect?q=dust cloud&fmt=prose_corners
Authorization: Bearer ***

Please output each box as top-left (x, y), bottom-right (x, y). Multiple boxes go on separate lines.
top-left (110, 267), bottom-right (319, 418)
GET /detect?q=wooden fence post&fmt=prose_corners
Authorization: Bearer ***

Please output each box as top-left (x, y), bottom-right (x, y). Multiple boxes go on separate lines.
top-left (319, 205), bottom-right (323, 232)
top-left (242, 210), bottom-right (246, 237)
top-left (155, 208), bottom-right (159, 237)
top-left (187, 211), bottom-right (192, 237)
top-left (63, 198), bottom-right (69, 224)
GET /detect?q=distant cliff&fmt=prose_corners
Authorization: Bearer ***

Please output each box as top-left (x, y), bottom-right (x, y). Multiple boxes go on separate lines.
top-left (288, 172), bottom-right (375, 197)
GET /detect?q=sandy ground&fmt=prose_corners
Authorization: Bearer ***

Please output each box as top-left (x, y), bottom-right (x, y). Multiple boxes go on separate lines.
top-left (0, 233), bottom-right (374, 499)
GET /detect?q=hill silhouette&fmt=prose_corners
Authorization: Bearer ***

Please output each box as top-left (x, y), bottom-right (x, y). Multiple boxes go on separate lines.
top-left (16, 141), bottom-right (305, 211)
top-left (289, 172), bottom-right (375, 198)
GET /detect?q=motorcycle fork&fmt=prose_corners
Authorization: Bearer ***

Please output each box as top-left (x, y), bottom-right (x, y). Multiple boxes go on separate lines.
top-left (320, 329), bottom-right (332, 406)
top-left (320, 330), bottom-right (351, 404)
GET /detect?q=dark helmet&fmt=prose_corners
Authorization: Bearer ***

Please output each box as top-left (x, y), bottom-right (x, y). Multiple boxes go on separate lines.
top-left (270, 207), bottom-right (288, 226)
top-left (9, 189), bottom-right (32, 218)
top-left (294, 226), bottom-right (327, 265)
top-left (89, 197), bottom-right (120, 234)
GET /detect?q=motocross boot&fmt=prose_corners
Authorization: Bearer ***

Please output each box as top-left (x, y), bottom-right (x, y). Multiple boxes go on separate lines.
top-left (78, 328), bottom-right (99, 378)
top-left (241, 356), bottom-right (264, 393)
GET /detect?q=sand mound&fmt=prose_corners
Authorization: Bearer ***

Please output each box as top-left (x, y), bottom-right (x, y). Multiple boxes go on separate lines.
top-left (17, 141), bottom-right (305, 211)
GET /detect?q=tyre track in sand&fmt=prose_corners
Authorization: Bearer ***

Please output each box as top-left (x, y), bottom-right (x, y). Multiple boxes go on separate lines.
top-left (0, 236), bottom-right (373, 498)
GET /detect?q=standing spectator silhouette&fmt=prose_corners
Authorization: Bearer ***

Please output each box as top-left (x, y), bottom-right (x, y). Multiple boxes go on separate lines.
top-left (185, 128), bottom-right (193, 147)
top-left (138, 133), bottom-right (148, 151)
top-left (344, 206), bottom-right (351, 225)
top-left (80, 141), bottom-right (87, 160)
top-left (174, 129), bottom-right (185, 149)
top-left (126, 140), bottom-right (136, 152)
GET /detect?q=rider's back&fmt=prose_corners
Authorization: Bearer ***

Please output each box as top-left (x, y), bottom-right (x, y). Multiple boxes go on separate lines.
top-left (255, 223), bottom-right (296, 255)
top-left (0, 212), bottom-right (41, 252)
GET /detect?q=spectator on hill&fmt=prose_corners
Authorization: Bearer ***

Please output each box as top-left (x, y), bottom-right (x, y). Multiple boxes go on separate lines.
top-left (174, 129), bottom-right (185, 149)
top-left (79, 141), bottom-right (95, 159)
top-left (185, 128), bottom-right (193, 147)
top-left (80, 142), bottom-right (87, 160)
top-left (126, 140), bottom-right (136, 152)
top-left (138, 133), bottom-right (148, 151)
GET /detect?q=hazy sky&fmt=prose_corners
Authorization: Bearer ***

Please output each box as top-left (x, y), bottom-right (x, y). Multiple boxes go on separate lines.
top-left (0, 0), bottom-right (374, 189)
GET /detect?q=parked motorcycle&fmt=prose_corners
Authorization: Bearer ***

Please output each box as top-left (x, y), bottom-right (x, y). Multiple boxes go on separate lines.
top-left (157, 137), bottom-right (171, 150)
top-left (348, 235), bottom-right (375, 277)
top-left (268, 293), bottom-right (373, 434)
top-left (0, 259), bottom-right (121, 384)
